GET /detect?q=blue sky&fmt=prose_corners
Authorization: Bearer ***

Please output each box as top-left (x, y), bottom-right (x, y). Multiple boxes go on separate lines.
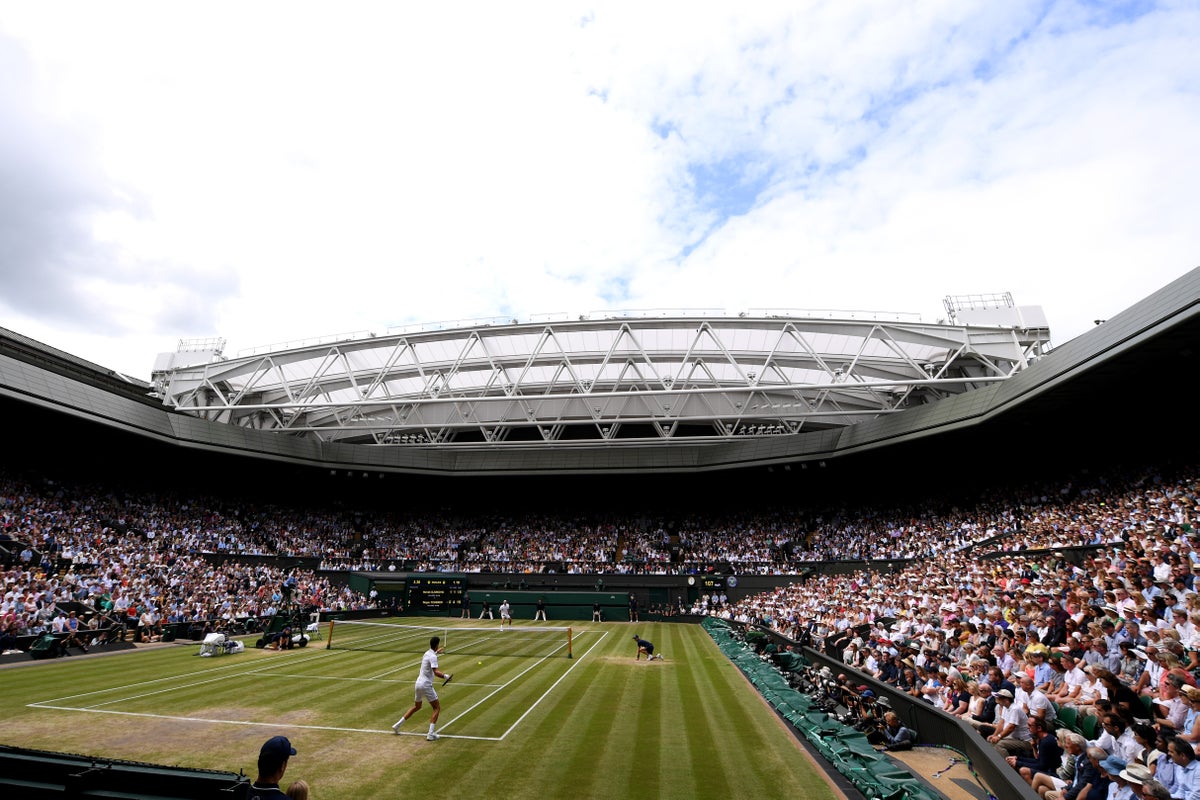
top-left (0, 1), bottom-right (1197, 378)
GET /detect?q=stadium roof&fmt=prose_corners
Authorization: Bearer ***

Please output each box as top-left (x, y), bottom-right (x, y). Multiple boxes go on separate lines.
top-left (150, 298), bottom-right (1049, 448)
top-left (3, 270), bottom-right (1196, 474)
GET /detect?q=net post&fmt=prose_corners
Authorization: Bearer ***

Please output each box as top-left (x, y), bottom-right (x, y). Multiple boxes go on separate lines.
top-left (325, 619), bottom-right (335, 650)
top-left (568, 627), bottom-right (573, 659)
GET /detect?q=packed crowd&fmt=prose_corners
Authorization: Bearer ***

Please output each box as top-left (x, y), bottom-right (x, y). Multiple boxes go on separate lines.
top-left (0, 474), bottom-right (381, 642)
top-left (723, 463), bottom-right (1198, 799)
top-left (7, 460), bottom-right (1187, 583)
top-left (4, 449), bottom-right (1196, 799)
top-left (1, 460), bottom-right (1195, 639)
top-left (4, 457), bottom-right (1200, 797)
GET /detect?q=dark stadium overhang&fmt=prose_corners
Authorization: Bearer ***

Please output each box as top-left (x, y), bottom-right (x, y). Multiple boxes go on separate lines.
top-left (2, 268), bottom-right (1197, 475)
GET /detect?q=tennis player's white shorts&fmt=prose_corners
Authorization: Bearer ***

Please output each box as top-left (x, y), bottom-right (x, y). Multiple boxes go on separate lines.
top-left (415, 683), bottom-right (439, 703)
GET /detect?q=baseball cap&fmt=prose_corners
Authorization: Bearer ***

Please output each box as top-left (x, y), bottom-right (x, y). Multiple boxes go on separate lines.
top-left (260, 736), bottom-right (296, 762)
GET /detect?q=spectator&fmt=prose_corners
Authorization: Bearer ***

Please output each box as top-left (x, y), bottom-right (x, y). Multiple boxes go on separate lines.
top-left (1162, 737), bottom-right (1200, 800)
top-left (1128, 723), bottom-right (1161, 772)
top-left (1046, 746), bottom-right (1105, 800)
top-left (248, 736), bottom-right (297, 800)
top-left (967, 682), bottom-right (1000, 734)
top-left (1174, 686), bottom-right (1200, 744)
top-left (1030, 730), bottom-right (1086, 797)
top-left (1009, 716), bottom-right (1064, 785)
top-left (1095, 755), bottom-right (1127, 799)
top-left (1141, 779), bottom-right (1171, 800)
top-left (1019, 673), bottom-right (1059, 728)
top-left (990, 688), bottom-right (1033, 758)
top-left (1093, 714), bottom-right (1140, 764)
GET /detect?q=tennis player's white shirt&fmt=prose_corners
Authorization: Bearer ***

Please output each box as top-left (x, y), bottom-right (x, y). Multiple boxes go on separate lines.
top-left (500, 602), bottom-right (511, 619)
top-left (417, 649), bottom-right (439, 687)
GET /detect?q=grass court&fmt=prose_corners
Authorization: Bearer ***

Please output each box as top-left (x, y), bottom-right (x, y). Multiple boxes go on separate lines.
top-left (1, 618), bottom-right (838, 800)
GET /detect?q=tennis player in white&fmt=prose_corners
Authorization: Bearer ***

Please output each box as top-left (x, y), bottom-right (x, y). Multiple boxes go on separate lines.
top-left (392, 636), bottom-right (452, 740)
top-left (499, 600), bottom-right (512, 630)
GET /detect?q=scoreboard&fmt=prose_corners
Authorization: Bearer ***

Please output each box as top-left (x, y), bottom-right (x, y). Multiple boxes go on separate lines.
top-left (406, 576), bottom-right (465, 612)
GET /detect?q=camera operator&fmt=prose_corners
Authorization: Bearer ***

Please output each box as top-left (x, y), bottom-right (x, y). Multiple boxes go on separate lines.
top-left (874, 706), bottom-right (917, 751)
top-left (829, 672), bottom-right (854, 707)
top-left (805, 666), bottom-right (842, 712)
top-left (850, 689), bottom-right (888, 736)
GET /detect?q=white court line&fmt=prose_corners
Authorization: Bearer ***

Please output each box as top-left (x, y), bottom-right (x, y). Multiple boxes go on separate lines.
top-left (77, 651), bottom-right (343, 710)
top-left (27, 628), bottom-right (606, 741)
top-left (497, 628), bottom-right (610, 740)
top-left (27, 705), bottom-right (499, 740)
top-left (435, 629), bottom-right (605, 735)
top-left (28, 646), bottom-right (338, 707)
top-left (366, 655), bottom-right (422, 681)
top-left (388, 731), bottom-right (499, 741)
top-left (366, 626), bottom-right (572, 681)
top-left (434, 652), bottom-right (563, 733)
top-left (252, 671), bottom-right (504, 688)
top-left (252, 671), bottom-right (411, 684)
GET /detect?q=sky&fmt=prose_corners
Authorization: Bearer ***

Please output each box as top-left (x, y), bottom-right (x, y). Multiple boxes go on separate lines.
top-left (1, 1), bottom-right (1197, 380)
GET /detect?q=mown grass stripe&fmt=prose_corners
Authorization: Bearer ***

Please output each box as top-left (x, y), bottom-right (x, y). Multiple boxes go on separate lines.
top-left (4, 619), bottom-right (838, 800)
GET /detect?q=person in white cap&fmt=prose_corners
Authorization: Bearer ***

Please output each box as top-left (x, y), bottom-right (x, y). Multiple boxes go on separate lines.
top-left (989, 688), bottom-right (1033, 758)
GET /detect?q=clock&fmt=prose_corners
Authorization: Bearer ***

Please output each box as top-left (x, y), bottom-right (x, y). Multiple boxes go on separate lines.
top-left (687, 576), bottom-right (696, 586)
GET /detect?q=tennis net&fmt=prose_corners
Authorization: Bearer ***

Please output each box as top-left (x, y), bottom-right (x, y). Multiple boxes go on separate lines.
top-left (326, 620), bottom-right (573, 658)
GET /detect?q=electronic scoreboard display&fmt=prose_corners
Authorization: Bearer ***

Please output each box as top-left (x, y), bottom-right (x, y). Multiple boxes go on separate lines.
top-left (406, 576), bottom-right (465, 612)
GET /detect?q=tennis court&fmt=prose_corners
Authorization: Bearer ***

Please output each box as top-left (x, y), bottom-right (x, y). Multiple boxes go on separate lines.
top-left (26, 620), bottom-right (609, 742)
top-left (7, 620), bottom-right (836, 799)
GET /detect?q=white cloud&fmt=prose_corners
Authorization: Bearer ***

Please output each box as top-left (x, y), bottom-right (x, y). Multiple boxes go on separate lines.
top-left (0, 1), bottom-right (1196, 377)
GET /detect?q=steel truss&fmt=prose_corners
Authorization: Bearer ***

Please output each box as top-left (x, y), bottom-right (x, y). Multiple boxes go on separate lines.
top-left (152, 316), bottom-right (1048, 447)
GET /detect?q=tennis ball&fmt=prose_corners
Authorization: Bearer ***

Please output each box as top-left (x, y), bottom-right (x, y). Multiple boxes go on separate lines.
top-left (477, 660), bottom-right (483, 665)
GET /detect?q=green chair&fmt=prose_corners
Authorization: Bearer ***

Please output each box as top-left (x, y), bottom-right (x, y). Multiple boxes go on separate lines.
top-left (1140, 694), bottom-right (1154, 721)
top-left (1079, 713), bottom-right (1099, 740)
top-left (1056, 705), bottom-right (1078, 733)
